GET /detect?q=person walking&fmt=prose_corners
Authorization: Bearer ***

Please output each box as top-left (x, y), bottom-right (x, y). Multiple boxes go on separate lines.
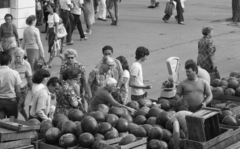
top-left (197, 26), bottom-right (216, 73)
top-left (0, 14), bottom-right (20, 56)
top-left (10, 48), bottom-right (33, 121)
top-left (59, 0), bottom-right (74, 45)
top-left (97, 0), bottom-right (107, 21)
top-left (107, 0), bottom-right (120, 25)
top-left (0, 52), bottom-right (22, 119)
top-left (42, 0), bottom-right (50, 33)
top-left (71, 0), bottom-right (88, 41)
top-left (83, 0), bottom-right (95, 34)
top-left (148, 0), bottom-right (159, 8)
top-left (22, 15), bottom-right (45, 71)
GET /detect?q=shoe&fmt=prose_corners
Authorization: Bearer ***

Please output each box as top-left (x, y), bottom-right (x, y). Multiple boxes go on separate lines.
top-left (101, 19), bottom-right (107, 21)
top-left (178, 22), bottom-right (185, 25)
top-left (155, 2), bottom-right (159, 7)
top-left (62, 43), bottom-right (67, 47)
top-left (97, 18), bottom-right (102, 20)
top-left (84, 30), bottom-right (92, 34)
top-left (175, 16), bottom-right (178, 22)
top-left (107, 15), bottom-right (111, 18)
top-left (148, 6), bottom-right (155, 8)
top-left (41, 31), bottom-right (46, 33)
top-left (162, 18), bottom-right (168, 23)
top-left (66, 41), bottom-right (74, 45)
top-left (111, 20), bottom-right (117, 26)
top-left (80, 37), bottom-right (88, 41)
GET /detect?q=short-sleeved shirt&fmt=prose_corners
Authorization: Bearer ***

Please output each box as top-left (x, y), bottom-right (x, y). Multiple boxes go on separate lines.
top-left (60, 0), bottom-right (72, 11)
top-left (169, 111), bottom-right (193, 135)
top-left (71, 0), bottom-right (84, 15)
top-left (89, 87), bottom-right (113, 111)
top-left (120, 70), bottom-right (130, 102)
top-left (197, 66), bottom-right (210, 84)
top-left (0, 23), bottom-right (18, 39)
top-left (177, 78), bottom-right (211, 112)
top-left (48, 13), bottom-right (60, 28)
top-left (10, 60), bottom-right (32, 88)
top-left (0, 66), bottom-right (22, 98)
top-left (130, 62), bottom-right (144, 96)
top-left (88, 67), bottom-right (113, 96)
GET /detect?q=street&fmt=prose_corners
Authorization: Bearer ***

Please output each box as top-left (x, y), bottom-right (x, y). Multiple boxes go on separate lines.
top-left (20, 0), bottom-right (240, 120)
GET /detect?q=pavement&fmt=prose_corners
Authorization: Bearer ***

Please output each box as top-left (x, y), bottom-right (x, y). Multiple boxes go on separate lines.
top-left (19, 0), bottom-right (240, 120)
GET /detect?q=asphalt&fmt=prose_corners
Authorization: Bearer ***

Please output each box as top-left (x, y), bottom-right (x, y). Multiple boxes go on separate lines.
top-left (19, 0), bottom-right (240, 120)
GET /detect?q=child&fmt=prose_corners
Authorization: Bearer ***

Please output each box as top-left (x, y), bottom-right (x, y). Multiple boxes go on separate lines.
top-left (162, 0), bottom-right (176, 23)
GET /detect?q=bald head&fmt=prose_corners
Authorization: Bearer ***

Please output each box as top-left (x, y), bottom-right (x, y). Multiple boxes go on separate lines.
top-left (102, 56), bottom-right (115, 66)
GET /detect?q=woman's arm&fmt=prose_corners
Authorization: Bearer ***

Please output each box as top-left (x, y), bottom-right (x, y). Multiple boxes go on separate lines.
top-left (35, 29), bottom-right (45, 57)
top-left (82, 73), bottom-right (92, 100)
top-left (21, 33), bottom-right (26, 49)
top-left (173, 120), bottom-right (181, 149)
top-left (12, 24), bottom-right (20, 46)
top-left (0, 24), bottom-right (2, 42)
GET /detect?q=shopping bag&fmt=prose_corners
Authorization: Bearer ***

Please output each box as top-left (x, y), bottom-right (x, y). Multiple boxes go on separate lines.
top-left (164, 1), bottom-right (176, 15)
top-left (54, 14), bottom-right (67, 38)
top-left (36, 57), bottom-right (48, 70)
top-left (51, 40), bottom-right (61, 58)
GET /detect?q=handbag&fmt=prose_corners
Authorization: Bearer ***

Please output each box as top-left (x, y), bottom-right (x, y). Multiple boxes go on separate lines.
top-left (51, 40), bottom-right (61, 58)
top-left (53, 14), bottom-right (67, 38)
top-left (165, 1), bottom-right (176, 15)
top-left (36, 57), bottom-right (48, 70)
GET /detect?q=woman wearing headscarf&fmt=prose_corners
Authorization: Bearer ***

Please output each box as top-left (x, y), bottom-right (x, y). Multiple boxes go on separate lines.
top-left (22, 15), bottom-right (45, 71)
top-left (10, 48), bottom-right (33, 121)
top-left (88, 78), bottom-right (135, 113)
top-left (0, 14), bottom-right (19, 56)
top-left (197, 26), bottom-right (216, 73)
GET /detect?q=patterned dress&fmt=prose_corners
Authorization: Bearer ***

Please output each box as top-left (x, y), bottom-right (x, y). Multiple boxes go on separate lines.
top-left (197, 35), bottom-right (216, 72)
top-left (60, 61), bottom-right (86, 97)
top-left (54, 81), bottom-right (84, 116)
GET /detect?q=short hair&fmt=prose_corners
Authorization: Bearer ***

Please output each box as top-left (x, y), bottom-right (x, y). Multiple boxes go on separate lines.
top-left (202, 26), bottom-right (213, 36)
top-left (63, 49), bottom-right (78, 59)
top-left (46, 2), bottom-right (56, 12)
top-left (185, 59), bottom-right (198, 74)
top-left (26, 15), bottom-right (36, 25)
top-left (47, 77), bottom-right (62, 87)
top-left (0, 52), bottom-right (12, 65)
top-left (135, 46), bottom-right (149, 60)
top-left (116, 56), bottom-right (129, 71)
top-left (32, 69), bottom-right (51, 84)
top-left (62, 67), bottom-right (80, 81)
top-left (14, 47), bottom-right (25, 56)
top-left (102, 45), bottom-right (113, 53)
top-left (173, 100), bottom-right (189, 112)
top-left (4, 14), bottom-right (13, 20)
top-left (102, 56), bottom-right (114, 65)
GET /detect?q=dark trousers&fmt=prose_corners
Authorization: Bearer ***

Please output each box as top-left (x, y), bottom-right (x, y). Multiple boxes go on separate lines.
top-left (174, 0), bottom-right (184, 23)
top-left (0, 98), bottom-right (18, 119)
top-left (60, 9), bottom-right (72, 43)
top-left (43, 11), bottom-right (49, 32)
top-left (163, 14), bottom-right (171, 20)
top-left (131, 92), bottom-right (147, 101)
top-left (71, 14), bottom-right (85, 38)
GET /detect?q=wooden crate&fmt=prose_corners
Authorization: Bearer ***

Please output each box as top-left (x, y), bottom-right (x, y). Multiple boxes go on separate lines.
top-left (0, 139), bottom-right (32, 149)
top-left (0, 117), bottom-right (40, 132)
top-left (184, 125), bottom-right (240, 149)
top-left (212, 93), bottom-right (240, 105)
top-left (39, 141), bottom-right (79, 149)
top-left (16, 145), bottom-right (34, 149)
top-left (186, 107), bottom-right (221, 142)
top-left (98, 137), bottom-right (147, 149)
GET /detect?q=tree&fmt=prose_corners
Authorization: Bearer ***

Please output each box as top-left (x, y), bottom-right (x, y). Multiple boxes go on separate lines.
top-left (232, 0), bottom-right (240, 22)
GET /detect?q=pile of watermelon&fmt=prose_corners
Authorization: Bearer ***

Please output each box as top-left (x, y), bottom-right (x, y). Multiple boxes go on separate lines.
top-left (211, 71), bottom-right (240, 97)
top-left (38, 98), bottom-right (183, 149)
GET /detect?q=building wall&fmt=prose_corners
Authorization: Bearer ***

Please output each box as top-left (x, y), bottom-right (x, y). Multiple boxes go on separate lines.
top-left (0, 0), bottom-right (35, 39)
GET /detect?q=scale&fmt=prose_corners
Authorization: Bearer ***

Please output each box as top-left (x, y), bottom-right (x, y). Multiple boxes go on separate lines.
top-left (160, 57), bottom-right (180, 99)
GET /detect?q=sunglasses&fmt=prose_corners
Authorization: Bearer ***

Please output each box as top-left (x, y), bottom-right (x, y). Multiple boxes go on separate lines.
top-left (67, 57), bottom-right (74, 60)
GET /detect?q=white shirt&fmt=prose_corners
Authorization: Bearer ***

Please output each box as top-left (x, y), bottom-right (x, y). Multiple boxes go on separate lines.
top-left (181, 0), bottom-right (186, 8)
top-left (197, 66), bottom-right (211, 84)
top-left (0, 66), bottom-right (22, 98)
top-left (60, 0), bottom-right (72, 11)
top-left (47, 13), bottom-right (60, 28)
top-left (71, 0), bottom-right (84, 15)
top-left (123, 70), bottom-right (130, 93)
top-left (30, 83), bottom-right (45, 106)
top-left (130, 62), bottom-right (145, 96)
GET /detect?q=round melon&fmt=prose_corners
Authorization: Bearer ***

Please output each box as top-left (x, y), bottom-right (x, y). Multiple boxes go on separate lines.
top-left (96, 104), bottom-right (109, 115)
top-left (115, 118), bottom-right (129, 132)
top-left (228, 80), bottom-right (239, 90)
top-left (236, 87), bottom-right (240, 97)
top-left (68, 109), bottom-right (84, 122)
top-left (119, 134), bottom-right (137, 145)
top-left (162, 129), bottom-right (172, 142)
top-left (132, 126), bottom-right (147, 137)
top-left (138, 98), bottom-right (153, 108)
top-left (134, 115), bottom-right (147, 125)
top-left (218, 80), bottom-right (228, 87)
top-left (98, 122), bottom-right (112, 135)
top-left (108, 107), bottom-right (123, 117)
top-left (224, 88), bottom-right (236, 96)
top-left (120, 114), bottom-right (133, 123)
top-left (142, 124), bottom-right (153, 136)
top-left (45, 127), bottom-right (61, 144)
top-left (61, 120), bottom-right (77, 134)
top-left (59, 133), bottom-right (77, 148)
top-left (88, 111), bottom-right (105, 123)
top-left (147, 139), bottom-right (165, 149)
top-left (148, 107), bottom-right (164, 118)
top-left (148, 127), bottom-right (163, 140)
top-left (158, 99), bottom-right (172, 111)
top-left (78, 132), bottom-right (95, 148)
top-left (105, 114), bottom-right (119, 127)
top-left (211, 79), bottom-right (221, 87)
top-left (146, 117), bottom-right (156, 125)
top-left (52, 114), bottom-right (69, 127)
top-left (128, 123), bottom-right (139, 134)
top-left (156, 111), bottom-right (174, 127)
top-left (28, 118), bottom-right (40, 124)
top-left (81, 116), bottom-right (99, 134)
top-left (212, 87), bottom-right (224, 94)
top-left (94, 133), bottom-right (105, 140)
top-left (40, 120), bottom-right (54, 135)
top-left (57, 119), bottom-right (69, 130)
top-left (92, 139), bottom-right (106, 149)
top-left (104, 128), bottom-right (119, 140)
top-left (126, 101), bottom-right (140, 110)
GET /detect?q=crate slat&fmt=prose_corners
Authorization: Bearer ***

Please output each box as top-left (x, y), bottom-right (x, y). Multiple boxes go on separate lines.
top-left (0, 139), bottom-right (31, 149)
top-left (119, 138), bottom-right (147, 149)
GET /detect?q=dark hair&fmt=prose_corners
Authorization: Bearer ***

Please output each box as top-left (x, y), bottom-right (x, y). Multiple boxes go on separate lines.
top-left (173, 100), bottom-right (189, 112)
top-left (102, 45), bottom-right (113, 53)
top-left (135, 46), bottom-right (149, 60)
top-left (0, 52), bottom-right (12, 65)
top-left (32, 69), bottom-right (51, 84)
top-left (26, 15), bottom-right (36, 25)
top-left (116, 56), bottom-right (130, 71)
top-left (185, 59), bottom-right (198, 74)
top-left (62, 67), bottom-right (80, 81)
top-left (47, 77), bottom-right (62, 87)
top-left (46, 2), bottom-right (56, 12)
top-left (4, 14), bottom-right (13, 20)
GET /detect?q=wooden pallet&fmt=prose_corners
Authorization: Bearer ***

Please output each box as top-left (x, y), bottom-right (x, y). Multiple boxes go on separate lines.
top-left (0, 139), bottom-right (32, 149)
top-left (186, 107), bottom-right (221, 142)
top-left (16, 145), bottom-right (34, 149)
top-left (184, 125), bottom-right (240, 149)
top-left (212, 93), bottom-right (240, 105)
top-left (38, 141), bottom-right (79, 149)
top-left (0, 117), bottom-right (40, 132)
top-left (98, 137), bottom-right (147, 149)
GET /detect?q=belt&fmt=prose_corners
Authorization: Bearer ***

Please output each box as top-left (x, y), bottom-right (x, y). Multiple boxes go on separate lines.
top-left (0, 98), bottom-right (16, 102)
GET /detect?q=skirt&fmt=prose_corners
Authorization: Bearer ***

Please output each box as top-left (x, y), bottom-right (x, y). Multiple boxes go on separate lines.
top-left (26, 48), bottom-right (40, 72)
top-left (84, 0), bottom-right (95, 25)
top-left (1, 37), bottom-right (17, 56)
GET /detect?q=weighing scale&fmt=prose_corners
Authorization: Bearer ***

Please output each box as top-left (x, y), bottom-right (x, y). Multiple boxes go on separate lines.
top-left (160, 57), bottom-right (180, 99)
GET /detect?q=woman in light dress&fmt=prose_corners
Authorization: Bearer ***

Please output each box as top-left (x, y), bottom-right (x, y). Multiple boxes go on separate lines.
top-left (83, 0), bottom-right (95, 34)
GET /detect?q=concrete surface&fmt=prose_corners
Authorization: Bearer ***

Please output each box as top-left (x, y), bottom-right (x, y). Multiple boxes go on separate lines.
top-left (19, 0), bottom-right (240, 119)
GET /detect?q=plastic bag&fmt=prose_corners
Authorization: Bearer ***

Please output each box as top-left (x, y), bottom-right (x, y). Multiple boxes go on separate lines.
top-left (51, 40), bottom-right (61, 58)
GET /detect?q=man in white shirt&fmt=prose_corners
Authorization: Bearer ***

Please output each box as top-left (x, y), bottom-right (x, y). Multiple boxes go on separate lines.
top-left (129, 46), bottom-right (152, 101)
top-left (59, 0), bottom-right (74, 45)
top-left (0, 52), bottom-right (22, 119)
top-left (71, 0), bottom-right (87, 40)
top-left (97, 0), bottom-right (107, 21)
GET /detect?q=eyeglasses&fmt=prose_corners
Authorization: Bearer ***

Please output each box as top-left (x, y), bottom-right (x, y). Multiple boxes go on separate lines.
top-left (67, 57), bottom-right (74, 60)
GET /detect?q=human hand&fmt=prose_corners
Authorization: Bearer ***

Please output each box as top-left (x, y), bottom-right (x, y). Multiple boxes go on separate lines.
top-left (126, 107), bottom-right (136, 114)
top-left (202, 102), bottom-right (206, 108)
top-left (145, 84), bottom-right (152, 89)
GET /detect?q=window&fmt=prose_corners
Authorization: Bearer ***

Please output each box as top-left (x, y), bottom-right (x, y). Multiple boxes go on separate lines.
top-left (0, 0), bottom-right (10, 9)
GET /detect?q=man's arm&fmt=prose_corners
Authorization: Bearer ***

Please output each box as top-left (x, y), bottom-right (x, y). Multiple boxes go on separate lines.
top-left (173, 120), bottom-right (181, 149)
top-left (15, 84), bottom-right (21, 103)
top-left (202, 81), bottom-right (213, 106)
top-left (129, 75), bottom-right (151, 89)
top-left (82, 73), bottom-right (92, 100)
top-left (175, 82), bottom-right (183, 101)
top-left (115, 59), bottom-right (123, 89)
